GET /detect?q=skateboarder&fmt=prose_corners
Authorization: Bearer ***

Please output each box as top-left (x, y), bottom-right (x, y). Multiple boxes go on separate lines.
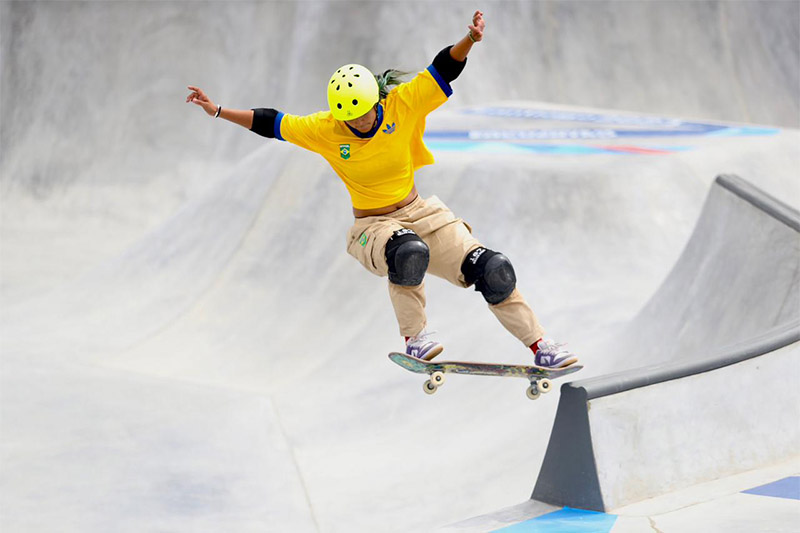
top-left (186, 10), bottom-right (576, 368)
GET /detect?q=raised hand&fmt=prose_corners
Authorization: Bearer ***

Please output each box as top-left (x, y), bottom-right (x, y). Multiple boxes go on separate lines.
top-left (186, 85), bottom-right (218, 116)
top-left (468, 10), bottom-right (485, 42)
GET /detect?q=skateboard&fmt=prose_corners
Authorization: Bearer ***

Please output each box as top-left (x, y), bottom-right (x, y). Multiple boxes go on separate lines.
top-left (388, 352), bottom-right (583, 400)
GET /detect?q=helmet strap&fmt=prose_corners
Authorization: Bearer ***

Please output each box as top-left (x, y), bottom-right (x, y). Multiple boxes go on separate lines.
top-left (371, 104), bottom-right (380, 129)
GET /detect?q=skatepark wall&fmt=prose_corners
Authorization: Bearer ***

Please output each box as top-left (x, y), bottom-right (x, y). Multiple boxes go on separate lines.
top-left (531, 175), bottom-right (800, 511)
top-left (614, 174), bottom-right (800, 366)
top-left (2, 1), bottom-right (798, 203)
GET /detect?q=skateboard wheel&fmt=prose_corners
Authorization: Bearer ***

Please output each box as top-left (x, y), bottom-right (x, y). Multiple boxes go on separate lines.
top-left (526, 384), bottom-right (541, 400)
top-left (539, 378), bottom-right (552, 393)
top-left (423, 380), bottom-right (438, 395)
top-left (430, 371), bottom-right (445, 387)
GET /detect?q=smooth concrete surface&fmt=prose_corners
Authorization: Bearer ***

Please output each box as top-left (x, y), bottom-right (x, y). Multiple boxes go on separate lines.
top-left (438, 499), bottom-right (560, 532)
top-left (2, 2), bottom-right (799, 532)
top-left (531, 174), bottom-right (800, 511)
top-left (614, 457), bottom-right (800, 518)
top-left (590, 343), bottom-right (799, 510)
top-left (448, 458), bottom-right (800, 532)
top-left (612, 175), bottom-right (800, 368)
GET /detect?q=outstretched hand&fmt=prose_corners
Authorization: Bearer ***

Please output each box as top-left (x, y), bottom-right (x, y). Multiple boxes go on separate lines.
top-left (468, 10), bottom-right (485, 42)
top-left (186, 86), bottom-right (217, 116)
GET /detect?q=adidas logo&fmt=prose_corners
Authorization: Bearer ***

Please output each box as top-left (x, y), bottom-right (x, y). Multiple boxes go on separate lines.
top-left (382, 122), bottom-right (397, 134)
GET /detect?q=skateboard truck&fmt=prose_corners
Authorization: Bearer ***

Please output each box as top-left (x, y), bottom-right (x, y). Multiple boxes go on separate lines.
top-left (525, 377), bottom-right (552, 400)
top-left (423, 370), bottom-right (552, 400)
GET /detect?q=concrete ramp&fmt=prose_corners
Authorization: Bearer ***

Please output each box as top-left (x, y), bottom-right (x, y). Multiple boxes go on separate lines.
top-left (532, 175), bottom-right (800, 511)
top-left (615, 174), bottom-right (800, 366)
top-left (3, 1), bottom-right (800, 530)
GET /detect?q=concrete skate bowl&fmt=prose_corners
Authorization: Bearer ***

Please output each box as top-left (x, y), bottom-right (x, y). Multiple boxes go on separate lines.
top-left (2, 0), bottom-right (800, 530)
top-left (533, 174), bottom-right (800, 513)
top-left (3, 133), bottom-right (799, 532)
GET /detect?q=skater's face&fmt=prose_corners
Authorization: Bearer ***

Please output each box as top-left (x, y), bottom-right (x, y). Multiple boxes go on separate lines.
top-left (345, 105), bottom-right (378, 133)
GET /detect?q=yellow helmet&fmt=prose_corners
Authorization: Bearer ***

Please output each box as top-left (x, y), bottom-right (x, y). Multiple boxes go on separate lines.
top-left (327, 64), bottom-right (379, 121)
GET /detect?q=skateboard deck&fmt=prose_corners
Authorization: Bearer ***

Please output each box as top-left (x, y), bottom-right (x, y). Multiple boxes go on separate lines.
top-left (388, 351), bottom-right (583, 400)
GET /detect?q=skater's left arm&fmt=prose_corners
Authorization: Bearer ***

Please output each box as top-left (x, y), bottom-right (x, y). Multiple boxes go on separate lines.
top-left (427, 10), bottom-right (484, 85)
top-left (449, 10), bottom-right (485, 63)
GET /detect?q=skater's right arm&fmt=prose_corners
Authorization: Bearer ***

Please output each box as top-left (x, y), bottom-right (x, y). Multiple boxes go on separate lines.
top-left (186, 85), bottom-right (325, 152)
top-left (185, 85), bottom-right (281, 137)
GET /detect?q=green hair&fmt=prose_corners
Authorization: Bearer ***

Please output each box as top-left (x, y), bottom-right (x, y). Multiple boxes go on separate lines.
top-left (375, 69), bottom-right (410, 99)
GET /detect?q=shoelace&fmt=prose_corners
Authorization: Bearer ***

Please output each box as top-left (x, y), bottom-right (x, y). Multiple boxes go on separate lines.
top-left (539, 340), bottom-right (569, 355)
top-left (409, 330), bottom-right (438, 345)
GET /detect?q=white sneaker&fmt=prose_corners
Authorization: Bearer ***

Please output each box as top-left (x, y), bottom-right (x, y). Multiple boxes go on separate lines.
top-left (406, 330), bottom-right (444, 361)
top-left (534, 339), bottom-right (579, 368)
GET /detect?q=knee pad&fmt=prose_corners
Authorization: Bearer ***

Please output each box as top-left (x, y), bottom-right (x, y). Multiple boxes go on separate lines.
top-left (461, 247), bottom-right (517, 304)
top-left (385, 229), bottom-right (429, 286)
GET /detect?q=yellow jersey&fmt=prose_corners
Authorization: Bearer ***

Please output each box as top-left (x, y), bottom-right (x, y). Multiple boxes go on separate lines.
top-left (276, 66), bottom-right (452, 210)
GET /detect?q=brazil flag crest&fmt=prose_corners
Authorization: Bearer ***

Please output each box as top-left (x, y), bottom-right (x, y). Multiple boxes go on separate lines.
top-left (339, 144), bottom-right (351, 160)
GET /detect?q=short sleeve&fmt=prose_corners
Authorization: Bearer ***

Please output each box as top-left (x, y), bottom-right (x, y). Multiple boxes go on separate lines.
top-left (277, 111), bottom-right (330, 152)
top-left (392, 66), bottom-right (452, 117)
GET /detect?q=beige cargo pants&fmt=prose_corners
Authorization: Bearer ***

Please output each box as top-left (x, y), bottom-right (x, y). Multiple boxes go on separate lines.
top-left (346, 195), bottom-right (544, 346)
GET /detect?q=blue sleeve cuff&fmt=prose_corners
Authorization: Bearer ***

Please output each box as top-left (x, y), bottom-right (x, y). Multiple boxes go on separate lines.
top-left (274, 112), bottom-right (285, 141)
top-left (426, 65), bottom-right (453, 98)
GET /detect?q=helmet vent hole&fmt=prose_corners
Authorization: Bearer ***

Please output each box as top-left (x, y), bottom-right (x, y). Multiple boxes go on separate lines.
top-left (352, 99), bottom-right (358, 105)
top-left (336, 85), bottom-right (340, 91)
top-left (354, 74), bottom-right (360, 77)
top-left (337, 103), bottom-right (342, 109)
top-left (348, 82), bottom-right (352, 87)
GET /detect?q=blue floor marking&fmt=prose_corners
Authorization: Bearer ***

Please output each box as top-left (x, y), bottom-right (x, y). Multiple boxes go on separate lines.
top-left (425, 106), bottom-right (778, 156)
top-left (425, 140), bottom-right (691, 155)
top-left (459, 107), bottom-right (781, 135)
top-left (742, 476), bottom-right (800, 501)
top-left (492, 507), bottom-right (618, 533)
top-left (461, 107), bottom-right (686, 128)
top-left (425, 124), bottom-right (777, 141)
top-left (426, 141), bottom-right (614, 154)
top-left (461, 107), bottom-right (684, 127)
top-left (706, 126), bottom-right (780, 136)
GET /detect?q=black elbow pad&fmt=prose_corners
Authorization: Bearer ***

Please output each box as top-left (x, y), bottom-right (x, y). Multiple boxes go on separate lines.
top-left (432, 45), bottom-right (467, 83)
top-left (251, 108), bottom-right (279, 138)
